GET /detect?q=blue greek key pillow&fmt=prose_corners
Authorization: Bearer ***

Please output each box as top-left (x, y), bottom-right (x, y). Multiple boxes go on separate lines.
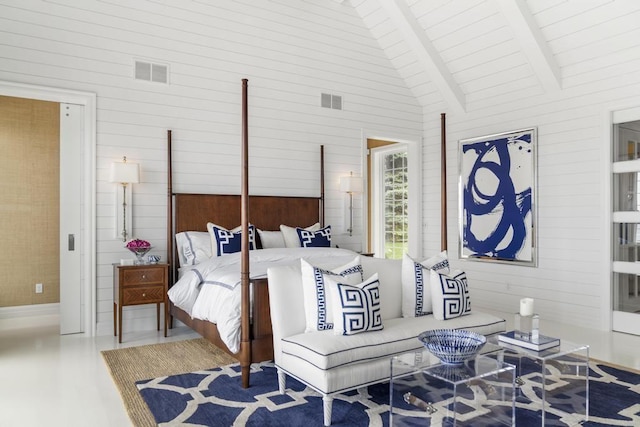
top-left (300, 257), bottom-right (363, 333)
top-left (207, 222), bottom-right (256, 256)
top-left (329, 273), bottom-right (383, 336)
top-left (430, 269), bottom-right (471, 321)
top-left (401, 251), bottom-right (450, 317)
top-left (297, 225), bottom-right (331, 248)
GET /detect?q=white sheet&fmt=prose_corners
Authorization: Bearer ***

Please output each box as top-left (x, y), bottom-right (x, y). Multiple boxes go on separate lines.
top-left (167, 247), bottom-right (359, 353)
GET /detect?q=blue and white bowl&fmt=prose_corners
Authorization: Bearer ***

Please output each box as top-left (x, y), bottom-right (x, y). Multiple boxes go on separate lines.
top-left (418, 329), bottom-right (487, 365)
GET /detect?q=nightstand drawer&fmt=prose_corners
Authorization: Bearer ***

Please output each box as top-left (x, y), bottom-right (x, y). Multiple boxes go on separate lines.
top-left (122, 268), bottom-right (165, 286)
top-left (122, 286), bottom-right (165, 305)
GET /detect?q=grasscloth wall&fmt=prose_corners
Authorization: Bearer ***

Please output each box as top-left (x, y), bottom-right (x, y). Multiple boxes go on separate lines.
top-left (0, 95), bottom-right (60, 307)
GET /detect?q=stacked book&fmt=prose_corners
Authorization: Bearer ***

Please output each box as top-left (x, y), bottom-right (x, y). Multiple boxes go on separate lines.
top-left (498, 331), bottom-right (560, 351)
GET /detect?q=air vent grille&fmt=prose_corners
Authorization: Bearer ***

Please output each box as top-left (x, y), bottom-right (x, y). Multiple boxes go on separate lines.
top-left (321, 93), bottom-right (342, 110)
top-left (135, 60), bottom-right (169, 84)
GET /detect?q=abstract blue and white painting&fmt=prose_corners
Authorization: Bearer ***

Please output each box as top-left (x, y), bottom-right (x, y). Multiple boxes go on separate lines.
top-left (459, 128), bottom-right (536, 265)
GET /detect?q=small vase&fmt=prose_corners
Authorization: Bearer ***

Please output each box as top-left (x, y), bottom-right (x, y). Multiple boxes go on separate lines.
top-left (128, 247), bottom-right (151, 265)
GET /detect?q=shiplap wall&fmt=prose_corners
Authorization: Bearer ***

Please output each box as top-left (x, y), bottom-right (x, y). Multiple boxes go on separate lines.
top-left (0, 0), bottom-right (421, 334)
top-left (355, 0), bottom-right (640, 331)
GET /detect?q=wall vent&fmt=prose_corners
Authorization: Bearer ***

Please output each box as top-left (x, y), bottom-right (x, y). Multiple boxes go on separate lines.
top-left (321, 93), bottom-right (342, 110)
top-left (135, 60), bottom-right (169, 84)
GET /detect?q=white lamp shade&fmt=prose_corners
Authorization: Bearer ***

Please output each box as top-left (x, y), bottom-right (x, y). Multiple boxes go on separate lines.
top-left (340, 175), bottom-right (363, 193)
top-left (110, 161), bottom-right (139, 184)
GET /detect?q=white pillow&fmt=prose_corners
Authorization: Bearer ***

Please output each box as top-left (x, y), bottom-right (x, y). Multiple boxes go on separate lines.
top-left (257, 229), bottom-right (286, 249)
top-left (301, 256), bottom-right (363, 333)
top-left (329, 273), bottom-right (383, 336)
top-left (401, 251), bottom-right (450, 317)
top-left (175, 231), bottom-right (212, 266)
top-left (430, 269), bottom-right (471, 321)
top-left (280, 222), bottom-right (320, 248)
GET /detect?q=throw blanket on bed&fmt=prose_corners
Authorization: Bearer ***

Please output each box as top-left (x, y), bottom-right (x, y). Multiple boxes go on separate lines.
top-left (168, 247), bottom-right (359, 353)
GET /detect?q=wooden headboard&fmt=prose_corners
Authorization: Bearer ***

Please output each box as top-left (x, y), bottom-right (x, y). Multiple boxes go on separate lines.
top-left (174, 193), bottom-right (321, 233)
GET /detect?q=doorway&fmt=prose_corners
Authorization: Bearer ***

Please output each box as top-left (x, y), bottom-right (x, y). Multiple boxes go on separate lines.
top-left (370, 143), bottom-right (409, 259)
top-left (611, 112), bottom-right (640, 336)
top-left (0, 81), bottom-right (96, 336)
top-left (365, 136), bottom-right (422, 258)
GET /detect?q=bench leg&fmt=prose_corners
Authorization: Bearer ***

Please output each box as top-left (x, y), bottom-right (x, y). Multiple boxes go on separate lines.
top-left (277, 369), bottom-right (286, 394)
top-left (323, 395), bottom-right (333, 426)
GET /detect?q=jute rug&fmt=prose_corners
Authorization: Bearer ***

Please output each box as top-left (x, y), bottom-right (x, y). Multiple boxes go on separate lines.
top-left (101, 338), bottom-right (236, 427)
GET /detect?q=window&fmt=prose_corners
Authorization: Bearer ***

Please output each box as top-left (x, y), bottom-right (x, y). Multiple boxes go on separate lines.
top-left (371, 143), bottom-right (408, 259)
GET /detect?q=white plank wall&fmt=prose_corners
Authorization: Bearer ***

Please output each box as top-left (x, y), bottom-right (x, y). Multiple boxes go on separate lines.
top-left (358, 0), bottom-right (640, 331)
top-left (5, 0), bottom-right (640, 335)
top-left (0, 0), bottom-right (421, 334)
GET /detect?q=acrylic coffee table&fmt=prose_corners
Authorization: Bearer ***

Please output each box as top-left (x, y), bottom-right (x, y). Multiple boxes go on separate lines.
top-left (489, 334), bottom-right (590, 426)
top-left (390, 347), bottom-right (516, 426)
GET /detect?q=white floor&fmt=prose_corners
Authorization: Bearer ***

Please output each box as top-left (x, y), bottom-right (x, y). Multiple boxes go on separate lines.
top-left (0, 316), bottom-right (639, 427)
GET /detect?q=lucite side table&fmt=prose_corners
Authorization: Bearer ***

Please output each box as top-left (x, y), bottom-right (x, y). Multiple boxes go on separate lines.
top-left (490, 335), bottom-right (590, 426)
top-left (390, 348), bottom-right (516, 426)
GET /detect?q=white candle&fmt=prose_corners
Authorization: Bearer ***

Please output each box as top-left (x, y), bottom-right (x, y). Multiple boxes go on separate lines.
top-left (519, 298), bottom-right (534, 317)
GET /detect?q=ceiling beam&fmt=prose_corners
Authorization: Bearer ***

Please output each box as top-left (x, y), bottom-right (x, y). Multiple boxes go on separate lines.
top-left (379, 0), bottom-right (466, 115)
top-left (494, 0), bottom-right (562, 92)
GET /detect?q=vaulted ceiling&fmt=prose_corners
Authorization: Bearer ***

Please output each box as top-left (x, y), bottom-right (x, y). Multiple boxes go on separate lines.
top-left (346, 0), bottom-right (640, 116)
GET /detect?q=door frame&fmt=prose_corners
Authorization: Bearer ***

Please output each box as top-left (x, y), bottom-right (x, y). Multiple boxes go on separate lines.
top-left (370, 142), bottom-right (410, 258)
top-left (607, 104), bottom-right (640, 335)
top-left (0, 80), bottom-right (96, 336)
top-left (361, 130), bottom-right (422, 258)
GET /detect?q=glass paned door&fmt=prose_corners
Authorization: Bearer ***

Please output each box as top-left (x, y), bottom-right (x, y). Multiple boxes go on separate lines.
top-left (612, 121), bottom-right (640, 335)
top-left (372, 145), bottom-right (408, 259)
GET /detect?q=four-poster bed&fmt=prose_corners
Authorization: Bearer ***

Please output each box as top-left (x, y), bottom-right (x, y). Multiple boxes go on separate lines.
top-left (164, 79), bottom-right (449, 391)
top-left (166, 79), bottom-right (330, 387)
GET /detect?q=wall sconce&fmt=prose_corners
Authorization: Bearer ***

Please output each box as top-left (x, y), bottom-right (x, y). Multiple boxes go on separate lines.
top-left (340, 171), bottom-right (363, 236)
top-left (109, 156), bottom-right (139, 242)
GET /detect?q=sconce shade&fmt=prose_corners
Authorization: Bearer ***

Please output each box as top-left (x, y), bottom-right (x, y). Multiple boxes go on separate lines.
top-left (109, 158), bottom-right (139, 184)
top-left (340, 175), bottom-right (363, 193)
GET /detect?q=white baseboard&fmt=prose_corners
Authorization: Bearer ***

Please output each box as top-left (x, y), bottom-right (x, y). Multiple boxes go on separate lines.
top-left (0, 303), bottom-right (60, 330)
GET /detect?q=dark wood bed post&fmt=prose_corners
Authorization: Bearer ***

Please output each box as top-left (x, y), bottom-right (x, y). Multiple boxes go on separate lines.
top-left (240, 78), bottom-right (251, 388)
top-left (441, 113), bottom-right (447, 252)
top-left (167, 130), bottom-right (174, 285)
top-left (320, 145), bottom-right (325, 227)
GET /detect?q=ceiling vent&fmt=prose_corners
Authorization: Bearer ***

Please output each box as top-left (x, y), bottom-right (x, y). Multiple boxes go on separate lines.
top-left (134, 60), bottom-right (169, 84)
top-left (321, 93), bottom-right (342, 110)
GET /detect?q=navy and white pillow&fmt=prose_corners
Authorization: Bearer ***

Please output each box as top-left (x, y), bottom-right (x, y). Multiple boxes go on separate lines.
top-left (401, 251), bottom-right (450, 317)
top-left (301, 256), bottom-right (363, 333)
top-left (297, 225), bottom-right (331, 248)
top-left (280, 223), bottom-right (320, 248)
top-left (329, 273), bottom-right (383, 336)
top-left (207, 222), bottom-right (256, 256)
top-left (430, 269), bottom-right (471, 321)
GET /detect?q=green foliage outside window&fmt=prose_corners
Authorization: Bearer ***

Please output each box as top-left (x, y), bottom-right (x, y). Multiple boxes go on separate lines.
top-left (384, 152), bottom-right (408, 259)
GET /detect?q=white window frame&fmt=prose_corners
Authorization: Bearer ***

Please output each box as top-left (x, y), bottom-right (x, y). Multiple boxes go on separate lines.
top-left (362, 132), bottom-right (422, 258)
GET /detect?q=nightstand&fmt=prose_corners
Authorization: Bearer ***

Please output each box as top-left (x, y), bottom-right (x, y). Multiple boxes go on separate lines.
top-left (113, 263), bottom-right (169, 343)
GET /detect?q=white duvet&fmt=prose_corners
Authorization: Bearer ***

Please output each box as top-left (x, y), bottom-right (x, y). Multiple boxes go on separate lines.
top-left (167, 247), bottom-right (359, 353)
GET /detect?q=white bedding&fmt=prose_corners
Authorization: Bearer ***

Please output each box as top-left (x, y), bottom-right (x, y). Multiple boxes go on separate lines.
top-left (167, 247), bottom-right (359, 353)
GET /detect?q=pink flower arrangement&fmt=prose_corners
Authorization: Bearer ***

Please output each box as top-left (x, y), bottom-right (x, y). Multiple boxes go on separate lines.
top-left (126, 239), bottom-right (151, 250)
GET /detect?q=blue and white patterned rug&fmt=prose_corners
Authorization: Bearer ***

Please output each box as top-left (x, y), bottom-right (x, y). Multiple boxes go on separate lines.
top-left (137, 360), bottom-right (640, 426)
